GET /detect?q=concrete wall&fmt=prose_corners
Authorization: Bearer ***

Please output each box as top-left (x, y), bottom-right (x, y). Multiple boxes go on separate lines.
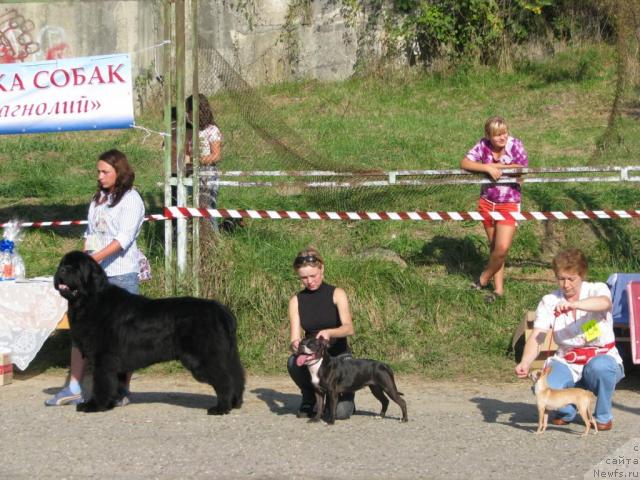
top-left (0, 2), bottom-right (161, 77)
top-left (197, 0), bottom-right (361, 85)
top-left (0, 1), bottom-right (373, 87)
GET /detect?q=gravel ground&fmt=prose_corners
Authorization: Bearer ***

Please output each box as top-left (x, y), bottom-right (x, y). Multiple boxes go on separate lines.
top-left (2, 372), bottom-right (639, 480)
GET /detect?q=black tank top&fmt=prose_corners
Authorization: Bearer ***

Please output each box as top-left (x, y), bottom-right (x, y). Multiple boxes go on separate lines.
top-left (297, 282), bottom-right (349, 356)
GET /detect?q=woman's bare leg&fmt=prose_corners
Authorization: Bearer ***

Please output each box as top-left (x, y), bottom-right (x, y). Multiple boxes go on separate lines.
top-left (480, 224), bottom-right (516, 295)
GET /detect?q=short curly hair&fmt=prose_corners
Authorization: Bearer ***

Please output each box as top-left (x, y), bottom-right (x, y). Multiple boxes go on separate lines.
top-left (552, 248), bottom-right (588, 278)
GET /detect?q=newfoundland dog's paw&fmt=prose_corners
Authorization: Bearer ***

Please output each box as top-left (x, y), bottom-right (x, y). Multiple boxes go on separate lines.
top-left (207, 405), bottom-right (231, 415)
top-left (76, 400), bottom-right (98, 412)
top-left (76, 399), bottom-right (110, 413)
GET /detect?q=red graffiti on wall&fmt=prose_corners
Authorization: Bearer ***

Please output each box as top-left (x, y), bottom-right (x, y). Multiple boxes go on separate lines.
top-left (45, 43), bottom-right (70, 60)
top-left (0, 9), bottom-right (40, 63)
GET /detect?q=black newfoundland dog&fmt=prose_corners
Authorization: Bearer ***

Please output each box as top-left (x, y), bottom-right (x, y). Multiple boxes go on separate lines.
top-left (54, 251), bottom-right (245, 414)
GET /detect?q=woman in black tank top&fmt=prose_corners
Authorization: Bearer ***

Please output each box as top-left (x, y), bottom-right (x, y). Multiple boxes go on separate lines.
top-left (287, 247), bottom-right (356, 420)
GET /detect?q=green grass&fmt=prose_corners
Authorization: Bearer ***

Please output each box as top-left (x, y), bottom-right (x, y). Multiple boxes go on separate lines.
top-left (2, 43), bottom-right (640, 381)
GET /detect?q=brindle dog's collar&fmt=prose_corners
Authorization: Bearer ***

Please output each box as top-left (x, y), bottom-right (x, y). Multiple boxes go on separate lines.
top-left (304, 356), bottom-right (322, 367)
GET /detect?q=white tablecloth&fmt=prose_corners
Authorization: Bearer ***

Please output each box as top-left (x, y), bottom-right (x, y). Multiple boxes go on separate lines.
top-left (0, 277), bottom-right (68, 371)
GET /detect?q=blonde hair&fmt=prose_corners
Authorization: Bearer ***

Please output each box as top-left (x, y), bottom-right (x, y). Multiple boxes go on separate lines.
top-left (293, 246), bottom-right (324, 270)
top-left (484, 116), bottom-right (509, 138)
top-left (552, 248), bottom-right (588, 278)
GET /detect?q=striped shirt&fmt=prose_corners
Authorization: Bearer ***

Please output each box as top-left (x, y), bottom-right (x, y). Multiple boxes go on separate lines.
top-left (85, 189), bottom-right (145, 277)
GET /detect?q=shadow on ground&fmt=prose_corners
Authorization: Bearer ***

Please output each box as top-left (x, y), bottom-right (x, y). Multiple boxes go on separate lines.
top-left (250, 388), bottom-right (385, 420)
top-left (251, 387), bottom-right (301, 416)
top-left (470, 396), bottom-right (537, 433)
top-left (38, 386), bottom-right (218, 411)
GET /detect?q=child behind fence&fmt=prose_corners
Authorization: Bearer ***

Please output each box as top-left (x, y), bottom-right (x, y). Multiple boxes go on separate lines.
top-left (186, 94), bottom-right (222, 227)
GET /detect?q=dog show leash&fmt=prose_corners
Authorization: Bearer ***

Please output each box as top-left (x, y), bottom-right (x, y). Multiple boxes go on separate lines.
top-left (540, 309), bottom-right (560, 368)
top-left (548, 308), bottom-right (616, 365)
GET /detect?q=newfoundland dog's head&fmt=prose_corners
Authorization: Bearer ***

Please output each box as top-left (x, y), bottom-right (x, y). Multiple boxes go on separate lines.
top-left (54, 251), bottom-right (109, 300)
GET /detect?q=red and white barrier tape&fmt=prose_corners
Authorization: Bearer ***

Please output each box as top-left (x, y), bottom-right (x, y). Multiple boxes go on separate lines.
top-left (2, 208), bottom-right (639, 229)
top-left (0, 214), bottom-right (169, 229)
top-left (162, 207), bottom-right (640, 222)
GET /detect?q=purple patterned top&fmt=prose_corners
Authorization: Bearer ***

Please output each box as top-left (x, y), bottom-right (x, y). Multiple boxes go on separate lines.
top-left (465, 136), bottom-right (528, 203)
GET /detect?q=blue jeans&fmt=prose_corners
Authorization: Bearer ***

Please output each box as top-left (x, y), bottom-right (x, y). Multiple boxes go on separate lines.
top-left (200, 167), bottom-right (219, 231)
top-left (108, 272), bottom-right (139, 295)
top-left (546, 356), bottom-right (624, 423)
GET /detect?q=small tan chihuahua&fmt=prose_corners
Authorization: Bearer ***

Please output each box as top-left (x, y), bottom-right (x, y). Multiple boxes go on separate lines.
top-left (529, 366), bottom-right (598, 436)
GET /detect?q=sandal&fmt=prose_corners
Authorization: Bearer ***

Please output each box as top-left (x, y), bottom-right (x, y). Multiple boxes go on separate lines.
top-left (470, 279), bottom-right (490, 291)
top-left (484, 292), bottom-right (504, 304)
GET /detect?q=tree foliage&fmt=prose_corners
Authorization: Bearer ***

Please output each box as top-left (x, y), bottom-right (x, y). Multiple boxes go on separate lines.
top-left (349, 0), bottom-right (616, 68)
top-left (597, 0), bottom-right (640, 153)
top-left (339, 0), bottom-right (638, 152)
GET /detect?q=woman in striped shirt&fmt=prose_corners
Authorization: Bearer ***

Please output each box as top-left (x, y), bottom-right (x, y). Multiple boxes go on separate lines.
top-left (46, 149), bottom-right (145, 407)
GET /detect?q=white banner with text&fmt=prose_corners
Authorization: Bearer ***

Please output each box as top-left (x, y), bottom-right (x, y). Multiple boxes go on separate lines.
top-left (0, 53), bottom-right (133, 135)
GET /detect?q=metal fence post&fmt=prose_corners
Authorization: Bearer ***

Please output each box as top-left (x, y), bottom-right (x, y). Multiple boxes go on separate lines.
top-left (191, 0), bottom-right (200, 297)
top-left (175, 0), bottom-right (188, 290)
top-left (163, 0), bottom-right (174, 295)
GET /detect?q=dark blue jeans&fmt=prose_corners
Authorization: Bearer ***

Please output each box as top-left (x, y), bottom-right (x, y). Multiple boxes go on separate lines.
top-left (287, 353), bottom-right (355, 420)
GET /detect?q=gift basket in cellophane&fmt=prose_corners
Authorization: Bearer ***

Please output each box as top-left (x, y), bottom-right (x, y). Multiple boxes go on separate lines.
top-left (1, 220), bottom-right (26, 281)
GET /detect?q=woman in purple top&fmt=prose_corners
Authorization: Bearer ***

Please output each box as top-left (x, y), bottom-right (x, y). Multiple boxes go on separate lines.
top-left (460, 116), bottom-right (528, 302)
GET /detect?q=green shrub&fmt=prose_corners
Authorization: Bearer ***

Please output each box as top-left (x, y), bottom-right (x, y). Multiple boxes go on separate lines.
top-left (516, 47), bottom-right (602, 83)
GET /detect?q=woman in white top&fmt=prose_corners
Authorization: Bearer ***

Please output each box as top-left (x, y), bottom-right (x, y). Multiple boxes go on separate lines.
top-left (46, 149), bottom-right (145, 407)
top-left (515, 249), bottom-right (624, 431)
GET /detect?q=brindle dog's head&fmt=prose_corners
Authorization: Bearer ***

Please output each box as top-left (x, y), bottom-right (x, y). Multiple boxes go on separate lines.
top-left (54, 251), bottom-right (109, 301)
top-left (295, 337), bottom-right (329, 367)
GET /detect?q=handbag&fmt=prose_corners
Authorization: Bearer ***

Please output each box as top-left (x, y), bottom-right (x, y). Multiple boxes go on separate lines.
top-left (137, 250), bottom-right (152, 282)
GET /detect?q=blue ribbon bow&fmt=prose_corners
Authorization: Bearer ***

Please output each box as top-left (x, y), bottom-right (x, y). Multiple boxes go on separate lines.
top-left (0, 239), bottom-right (14, 253)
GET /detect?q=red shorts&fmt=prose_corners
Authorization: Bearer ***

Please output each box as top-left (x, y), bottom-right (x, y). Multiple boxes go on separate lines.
top-left (478, 197), bottom-right (519, 227)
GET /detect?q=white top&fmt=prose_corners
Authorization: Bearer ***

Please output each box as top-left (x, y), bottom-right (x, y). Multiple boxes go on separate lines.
top-left (533, 280), bottom-right (622, 381)
top-left (199, 124), bottom-right (222, 156)
top-left (85, 189), bottom-right (145, 277)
